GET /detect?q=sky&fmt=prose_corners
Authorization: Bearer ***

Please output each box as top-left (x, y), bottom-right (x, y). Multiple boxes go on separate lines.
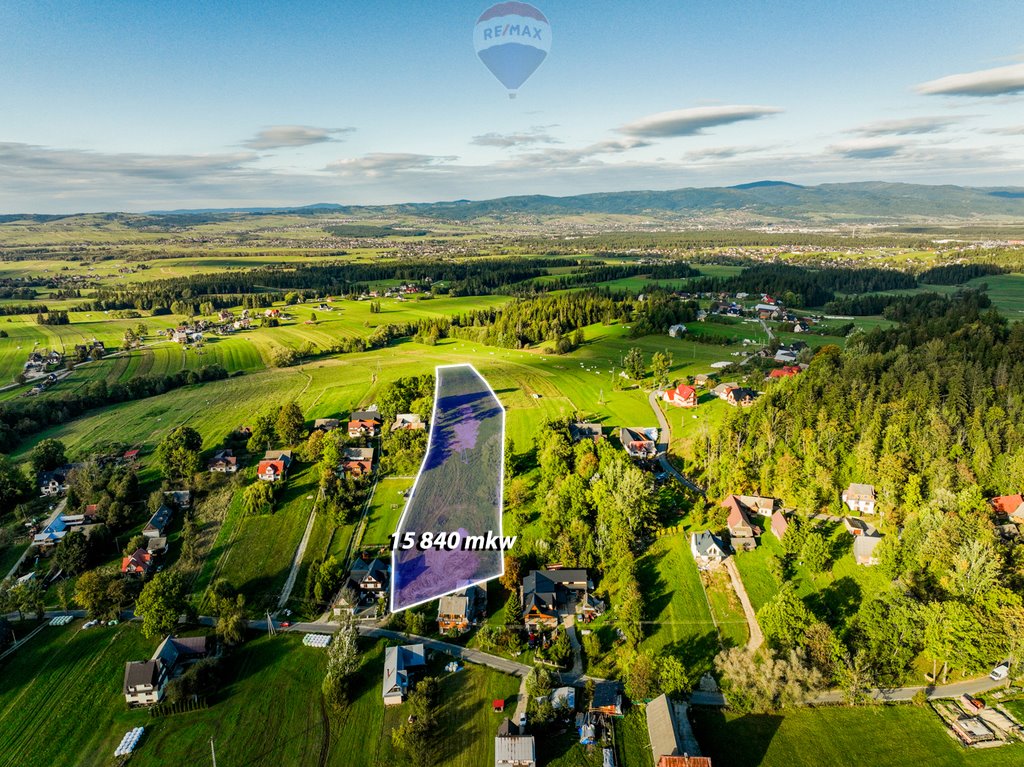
top-left (2, 0), bottom-right (1023, 212)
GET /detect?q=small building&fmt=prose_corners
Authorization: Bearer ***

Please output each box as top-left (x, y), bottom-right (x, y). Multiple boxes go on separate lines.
top-left (340, 446), bottom-right (375, 477)
top-left (391, 413), bottom-right (426, 432)
top-left (522, 569), bottom-right (599, 630)
top-left (664, 384), bottom-right (697, 408)
top-left (842, 483), bottom-right (876, 514)
top-left (437, 585), bottom-right (486, 634)
top-left (146, 536), bottom-right (168, 555)
top-left (123, 635), bottom-right (214, 706)
top-left (722, 495), bottom-right (761, 551)
top-left (990, 494), bottom-right (1024, 523)
top-left (693, 374), bottom-right (711, 387)
top-left (551, 686), bottom-right (576, 711)
top-left (382, 644), bottom-right (427, 705)
top-left (123, 449), bottom-right (140, 463)
top-left (495, 720), bottom-right (537, 767)
top-left (726, 387), bottom-right (756, 407)
top-left (121, 548), bottom-right (154, 576)
top-left (647, 694), bottom-right (704, 765)
top-left (690, 530), bottom-right (727, 570)
top-left (711, 382), bottom-right (739, 400)
top-left (768, 365), bottom-right (801, 380)
top-left (854, 533), bottom-right (883, 566)
top-left (314, 418), bottom-right (341, 432)
top-left (590, 682), bottom-right (623, 716)
top-left (842, 516), bottom-right (875, 537)
top-left (143, 504), bottom-right (173, 538)
top-left (569, 422), bottom-right (604, 444)
top-left (770, 511), bottom-right (789, 541)
top-left (668, 324), bottom-right (687, 338)
top-left (348, 410), bottom-right (382, 437)
top-left (164, 490), bottom-right (192, 509)
top-left (207, 449), bottom-right (238, 473)
top-left (620, 427), bottom-right (658, 460)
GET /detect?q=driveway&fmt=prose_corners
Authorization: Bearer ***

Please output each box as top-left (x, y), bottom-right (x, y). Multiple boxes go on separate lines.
top-left (723, 557), bottom-right (763, 651)
top-left (647, 391), bottom-right (706, 495)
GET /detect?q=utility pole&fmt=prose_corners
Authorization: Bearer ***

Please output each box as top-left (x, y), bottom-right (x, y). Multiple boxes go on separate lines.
top-left (210, 738), bottom-right (217, 767)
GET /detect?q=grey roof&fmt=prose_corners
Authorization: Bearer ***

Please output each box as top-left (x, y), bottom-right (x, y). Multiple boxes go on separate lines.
top-left (350, 410), bottom-right (381, 422)
top-left (494, 734), bottom-right (536, 764)
top-left (144, 504), bottom-right (173, 535)
top-left (342, 446), bottom-right (375, 462)
top-left (569, 422), bottom-right (603, 442)
top-left (844, 483), bottom-right (876, 500)
top-left (263, 449), bottom-right (293, 466)
top-left (647, 693), bottom-right (682, 759)
top-left (123, 660), bottom-right (160, 693)
top-left (854, 534), bottom-right (883, 559)
top-left (692, 530), bottom-right (726, 558)
top-left (383, 644), bottom-right (426, 698)
top-left (496, 718), bottom-right (519, 737)
top-left (349, 558), bottom-right (389, 588)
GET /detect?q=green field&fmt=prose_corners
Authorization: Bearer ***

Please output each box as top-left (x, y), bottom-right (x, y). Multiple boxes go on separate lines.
top-left (693, 704), bottom-right (1024, 767)
top-left (361, 477), bottom-right (415, 547)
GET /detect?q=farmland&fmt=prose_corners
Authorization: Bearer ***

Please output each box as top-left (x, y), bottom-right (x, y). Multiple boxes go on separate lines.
top-left (693, 704), bottom-right (1024, 767)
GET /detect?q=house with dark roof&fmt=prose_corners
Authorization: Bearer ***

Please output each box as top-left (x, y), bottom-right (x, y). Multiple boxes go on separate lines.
top-left (382, 644), bottom-right (426, 705)
top-left (521, 569), bottom-right (598, 630)
top-left (437, 585), bottom-right (486, 634)
top-left (726, 387), bottom-right (756, 407)
top-left (335, 558), bottom-right (390, 613)
top-left (340, 446), bottom-right (375, 477)
top-left (38, 465), bottom-right (77, 497)
top-left (314, 418), bottom-right (340, 432)
top-left (143, 504), bottom-right (173, 538)
top-left (348, 410), bottom-right (382, 437)
top-left (620, 427), bottom-right (658, 459)
top-left (842, 483), bottom-right (876, 514)
top-left (569, 422), bottom-right (603, 443)
top-left (690, 531), bottom-right (727, 570)
top-left (590, 682), bottom-right (623, 716)
top-left (123, 635), bottom-right (214, 706)
top-left (207, 449), bottom-right (238, 473)
top-left (711, 382), bottom-right (739, 400)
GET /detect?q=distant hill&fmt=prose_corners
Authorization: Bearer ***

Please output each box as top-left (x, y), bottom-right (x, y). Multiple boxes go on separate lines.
top-left (128, 181), bottom-right (1024, 225)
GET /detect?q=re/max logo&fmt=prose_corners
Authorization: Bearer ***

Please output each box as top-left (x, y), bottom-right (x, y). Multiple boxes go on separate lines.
top-left (482, 24), bottom-right (543, 41)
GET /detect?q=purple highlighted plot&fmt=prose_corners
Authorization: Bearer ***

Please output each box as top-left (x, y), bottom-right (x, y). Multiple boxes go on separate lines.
top-left (390, 364), bottom-right (506, 612)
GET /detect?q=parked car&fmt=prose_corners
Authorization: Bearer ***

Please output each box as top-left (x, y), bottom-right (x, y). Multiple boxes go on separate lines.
top-left (281, 621), bottom-right (292, 628)
top-left (518, 713), bottom-right (527, 730)
top-left (82, 620), bottom-right (97, 629)
top-left (991, 663), bottom-right (1010, 681)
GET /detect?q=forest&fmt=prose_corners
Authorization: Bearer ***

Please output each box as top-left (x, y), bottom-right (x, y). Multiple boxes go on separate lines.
top-left (696, 290), bottom-right (1024, 687)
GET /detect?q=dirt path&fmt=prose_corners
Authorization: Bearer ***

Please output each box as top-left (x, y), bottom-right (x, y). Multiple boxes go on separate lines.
top-left (723, 557), bottom-right (763, 651)
top-left (276, 498), bottom-right (319, 612)
top-left (646, 391), bottom-right (706, 495)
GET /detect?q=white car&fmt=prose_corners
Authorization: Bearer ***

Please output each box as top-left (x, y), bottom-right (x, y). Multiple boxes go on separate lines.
top-left (82, 620), bottom-right (97, 629)
top-left (518, 713), bottom-right (527, 730)
top-left (990, 663), bottom-right (1010, 681)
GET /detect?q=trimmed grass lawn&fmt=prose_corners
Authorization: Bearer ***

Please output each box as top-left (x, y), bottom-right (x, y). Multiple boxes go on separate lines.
top-left (361, 476), bottom-right (414, 547)
top-left (2, 626), bottom-right (525, 767)
top-left (638, 533), bottom-right (720, 678)
top-left (693, 704), bottom-right (1024, 767)
top-left (213, 464), bottom-right (319, 612)
top-left (0, 621), bottom-right (152, 767)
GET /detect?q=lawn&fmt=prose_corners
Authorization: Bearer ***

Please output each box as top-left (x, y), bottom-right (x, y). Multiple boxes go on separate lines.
top-left (692, 704), bottom-right (1024, 767)
top-left (361, 476), bottom-right (415, 547)
top-left (637, 532), bottom-right (720, 679)
top-left (212, 464), bottom-right (319, 612)
top-left (0, 621), bottom-right (152, 767)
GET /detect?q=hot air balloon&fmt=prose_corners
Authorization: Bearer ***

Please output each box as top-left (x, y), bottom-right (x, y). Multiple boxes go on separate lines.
top-left (473, 2), bottom-right (551, 98)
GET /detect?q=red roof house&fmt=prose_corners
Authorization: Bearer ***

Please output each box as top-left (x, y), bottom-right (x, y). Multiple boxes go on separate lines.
top-left (121, 548), bottom-right (153, 576)
top-left (663, 384), bottom-right (698, 408)
top-left (769, 366), bottom-right (801, 379)
top-left (257, 459), bottom-right (287, 482)
top-left (991, 494), bottom-right (1024, 521)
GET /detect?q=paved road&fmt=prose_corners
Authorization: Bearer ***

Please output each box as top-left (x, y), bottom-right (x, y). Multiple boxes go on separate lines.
top-left (723, 557), bottom-right (763, 652)
top-left (646, 391), bottom-right (706, 496)
top-left (6, 611), bottom-right (1007, 707)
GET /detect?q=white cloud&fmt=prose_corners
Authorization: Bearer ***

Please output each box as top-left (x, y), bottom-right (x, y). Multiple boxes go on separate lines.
top-left (471, 126), bottom-right (560, 148)
top-left (325, 153), bottom-right (459, 176)
top-left (243, 125), bottom-right (354, 150)
top-left (828, 137), bottom-right (910, 159)
top-left (618, 105), bottom-right (782, 138)
top-left (512, 139), bottom-right (650, 167)
top-left (915, 63), bottom-right (1024, 97)
top-left (683, 145), bottom-right (774, 162)
top-left (852, 116), bottom-right (962, 136)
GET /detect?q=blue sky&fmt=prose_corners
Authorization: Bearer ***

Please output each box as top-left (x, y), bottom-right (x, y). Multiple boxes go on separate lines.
top-left (2, 0), bottom-right (1023, 211)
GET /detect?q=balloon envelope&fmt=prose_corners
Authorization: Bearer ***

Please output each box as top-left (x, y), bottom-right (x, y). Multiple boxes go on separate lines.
top-left (474, 2), bottom-right (551, 94)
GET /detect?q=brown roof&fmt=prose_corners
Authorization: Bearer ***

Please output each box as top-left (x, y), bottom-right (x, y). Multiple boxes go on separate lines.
top-left (657, 758), bottom-right (712, 767)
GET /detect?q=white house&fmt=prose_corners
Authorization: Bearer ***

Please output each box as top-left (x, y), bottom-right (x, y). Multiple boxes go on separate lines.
top-left (842, 483), bottom-right (876, 514)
